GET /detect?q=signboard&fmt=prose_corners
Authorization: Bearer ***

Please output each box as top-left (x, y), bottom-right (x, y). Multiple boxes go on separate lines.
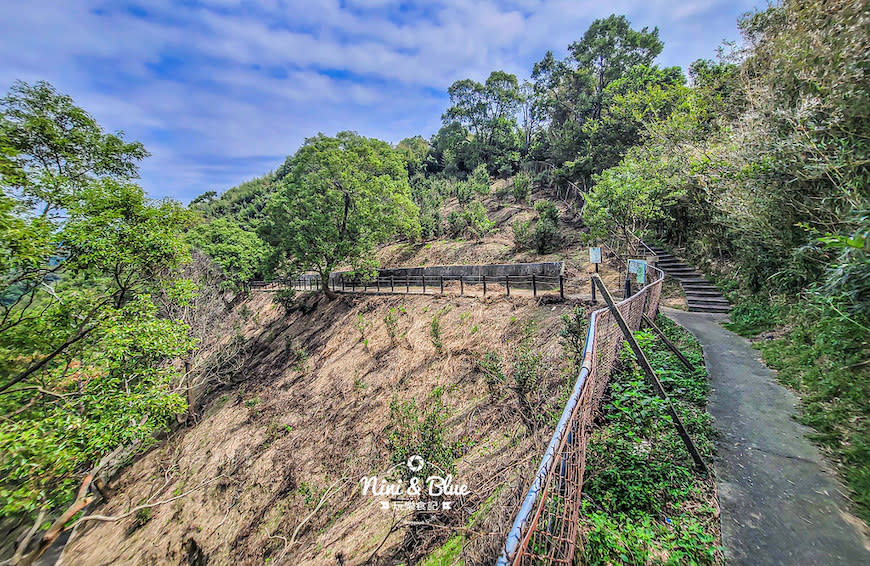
top-left (589, 247), bottom-right (602, 264)
top-left (628, 259), bottom-right (647, 284)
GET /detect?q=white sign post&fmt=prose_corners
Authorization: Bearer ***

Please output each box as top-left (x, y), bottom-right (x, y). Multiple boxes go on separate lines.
top-left (589, 247), bottom-right (602, 264)
top-left (589, 247), bottom-right (602, 302)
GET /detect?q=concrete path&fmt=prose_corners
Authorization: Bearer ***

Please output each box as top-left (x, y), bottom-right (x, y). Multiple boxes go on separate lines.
top-left (664, 308), bottom-right (870, 566)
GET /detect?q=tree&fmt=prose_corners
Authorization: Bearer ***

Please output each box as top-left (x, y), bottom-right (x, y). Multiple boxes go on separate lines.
top-left (1, 80), bottom-right (148, 216)
top-left (530, 15), bottom-right (664, 180)
top-left (395, 135), bottom-right (430, 177)
top-left (0, 82), bottom-right (195, 558)
top-left (186, 218), bottom-right (268, 290)
top-left (442, 70), bottom-right (523, 175)
top-left (568, 15), bottom-right (663, 120)
top-left (260, 132), bottom-right (419, 292)
top-left (583, 156), bottom-right (682, 256)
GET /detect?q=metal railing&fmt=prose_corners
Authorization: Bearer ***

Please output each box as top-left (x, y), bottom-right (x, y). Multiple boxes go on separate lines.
top-left (498, 265), bottom-right (665, 565)
top-left (250, 273), bottom-right (590, 300)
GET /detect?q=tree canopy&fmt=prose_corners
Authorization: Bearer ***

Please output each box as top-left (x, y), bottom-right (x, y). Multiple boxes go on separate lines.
top-left (259, 132), bottom-right (419, 288)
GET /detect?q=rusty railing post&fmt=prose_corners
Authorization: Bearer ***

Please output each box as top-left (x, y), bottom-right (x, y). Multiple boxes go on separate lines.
top-left (506, 275), bottom-right (510, 297)
top-left (532, 274), bottom-right (537, 297)
top-left (592, 274), bottom-right (708, 473)
top-left (483, 275), bottom-right (487, 296)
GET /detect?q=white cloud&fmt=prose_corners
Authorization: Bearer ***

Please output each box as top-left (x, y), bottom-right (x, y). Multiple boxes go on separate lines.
top-left (0, 0), bottom-right (762, 201)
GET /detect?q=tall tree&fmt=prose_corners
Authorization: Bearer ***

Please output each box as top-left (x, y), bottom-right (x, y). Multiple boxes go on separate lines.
top-left (442, 70), bottom-right (523, 175)
top-left (531, 15), bottom-right (664, 178)
top-left (0, 82), bottom-right (195, 557)
top-left (260, 132), bottom-right (419, 292)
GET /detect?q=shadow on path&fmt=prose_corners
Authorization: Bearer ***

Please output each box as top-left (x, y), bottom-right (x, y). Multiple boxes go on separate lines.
top-left (663, 308), bottom-right (870, 565)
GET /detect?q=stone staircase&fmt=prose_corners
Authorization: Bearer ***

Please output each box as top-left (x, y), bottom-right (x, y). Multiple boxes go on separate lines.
top-left (647, 244), bottom-right (731, 313)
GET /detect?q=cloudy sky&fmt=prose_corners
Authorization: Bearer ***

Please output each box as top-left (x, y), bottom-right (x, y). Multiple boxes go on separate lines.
top-left (1, 0), bottom-right (763, 202)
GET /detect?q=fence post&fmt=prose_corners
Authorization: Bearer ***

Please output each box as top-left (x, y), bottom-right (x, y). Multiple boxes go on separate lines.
top-left (342, 278), bottom-right (345, 292)
top-left (532, 274), bottom-right (537, 297)
top-left (560, 275), bottom-right (565, 300)
top-left (440, 276), bottom-right (444, 295)
top-left (460, 277), bottom-right (464, 296)
top-left (377, 277), bottom-right (380, 293)
top-left (483, 275), bottom-right (487, 296)
top-left (352, 279), bottom-right (356, 293)
top-left (422, 276), bottom-right (426, 294)
top-left (506, 275), bottom-right (510, 297)
top-left (406, 276), bottom-right (409, 293)
top-left (592, 275), bottom-right (708, 473)
top-left (364, 280), bottom-right (368, 293)
top-left (391, 276), bottom-right (394, 293)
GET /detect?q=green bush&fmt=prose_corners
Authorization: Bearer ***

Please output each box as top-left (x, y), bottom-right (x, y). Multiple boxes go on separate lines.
top-left (512, 172), bottom-right (531, 202)
top-left (581, 316), bottom-right (718, 562)
top-left (387, 388), bottom-right (461, 481)
top-left (533, 216), bottom-right (558, 254)
top-left (512, 219), bottom-right (532, 249)
top-left (478, 351), bottom-right (505, 397)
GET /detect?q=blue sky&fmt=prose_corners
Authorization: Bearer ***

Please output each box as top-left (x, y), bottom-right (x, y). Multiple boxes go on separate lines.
top-left (1, 0), bottom-right (763, 202)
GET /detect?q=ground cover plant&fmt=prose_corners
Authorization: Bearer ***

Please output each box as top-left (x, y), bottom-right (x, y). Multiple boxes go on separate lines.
top-left (580, 315), bottom-right (720, 565)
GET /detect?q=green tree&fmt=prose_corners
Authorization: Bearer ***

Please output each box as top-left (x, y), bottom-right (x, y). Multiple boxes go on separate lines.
top-left (186, 217), bottom-right (268, 289)
top-left (1, 80), bottom-right (148, 216)
top-left (442, 71), bottom-right (523, 175)
top-left (530, 15), bottom-right (664, 181)
top-left (260, 132), bottom-right (419, 292)
top-left (583, 157), bottom-right (683, 256)
top-left (0, 82), bottom-right (195, 558)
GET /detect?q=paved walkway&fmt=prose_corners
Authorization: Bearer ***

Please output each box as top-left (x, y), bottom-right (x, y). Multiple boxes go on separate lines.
top-left (664, 308), bottom-right (870, 565)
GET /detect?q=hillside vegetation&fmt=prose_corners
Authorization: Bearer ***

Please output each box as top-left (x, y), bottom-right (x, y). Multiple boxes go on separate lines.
top-left (1, 0), bottom-right (866, 562)
top-left (61, 291), bottom-right (582, 564)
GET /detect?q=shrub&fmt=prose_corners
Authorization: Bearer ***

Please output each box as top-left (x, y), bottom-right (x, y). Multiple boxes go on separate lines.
top-left (534, 199), bottom-right (559, 224)
top-left (470, 163), bottom-right (491, 195)
top-left (430, 315), bottom-right (443, 352)
top-left (512, 219), bottom-right (532, 249)
top-left (533, 217), bottom-right (558, 254)
top-left (464, 201), bottom-right (494, 239)
top-left (387, 388), bottom-right (460, 481)
top-left (512, 172), bottom-right (531, 202)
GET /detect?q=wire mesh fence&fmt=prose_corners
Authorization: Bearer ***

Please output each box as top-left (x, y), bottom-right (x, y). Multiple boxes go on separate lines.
top-left (498, 265), bottom-right (665, 565)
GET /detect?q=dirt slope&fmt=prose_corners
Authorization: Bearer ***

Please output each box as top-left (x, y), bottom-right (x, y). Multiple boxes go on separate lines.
top-left (61, 290), bottom-right (588, 565)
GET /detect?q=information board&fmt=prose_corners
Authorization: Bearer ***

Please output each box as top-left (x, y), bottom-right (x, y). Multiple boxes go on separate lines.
top-left (589, 247), bottom-right (602, 264)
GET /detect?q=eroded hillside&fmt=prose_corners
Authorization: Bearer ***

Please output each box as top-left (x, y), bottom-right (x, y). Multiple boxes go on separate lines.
top-left (61, 289), bottom-right (589, 565)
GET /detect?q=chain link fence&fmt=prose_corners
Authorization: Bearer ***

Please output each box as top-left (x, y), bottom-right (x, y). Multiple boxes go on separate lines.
top-left (498, 265), bottom-right (665, 565)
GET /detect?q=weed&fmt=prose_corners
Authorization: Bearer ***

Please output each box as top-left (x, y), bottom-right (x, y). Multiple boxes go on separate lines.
top-left (244, 397), bottom-right (260, 408)
top-left (478, 351), bottom-right (505, 397)
top-left (293, 348), bottom-right (309, 372)
top-left (559, 306), bottom-right (588, 370)
top-left (430, 315), bottom-right (443, 353)
top-left (581, 315), bottom-right (718, 562)
top-left (355, 313), bottom-right (369, 341)
top-left (383, 307), bottom-right (399, 342)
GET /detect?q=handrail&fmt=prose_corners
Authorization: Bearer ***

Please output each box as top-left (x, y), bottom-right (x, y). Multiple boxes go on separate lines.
top-left (521, 160), bottom-right (585, 203)
top-left (498, 265), bottom-right (665, 565)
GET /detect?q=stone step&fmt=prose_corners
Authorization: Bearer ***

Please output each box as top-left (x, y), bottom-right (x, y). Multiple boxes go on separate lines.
top-left (685, 290), bottom-right (726, 297)
top-left (689, 304), bottom-right (732, 313)
top-left (689, 299), bottom-right (731, 308)
top-left (687, 297), bottom-right (730, 305)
